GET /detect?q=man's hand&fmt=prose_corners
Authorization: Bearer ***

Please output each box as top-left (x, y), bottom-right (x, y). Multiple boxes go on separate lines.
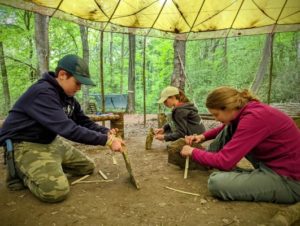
top-left (154, 134), bottom-right (165, 141)
top-left (180, 145), bottom-right (194, 157)
top-left (109, 128), bottom-right (119, 136)
top-left (154, 128), bottom-right (164, 135)
top-left (185, 134), bottom-right (205, 145)
top-left (106, 135), bottom-right (125, 152)
top-left (111, 137), bottom-right (124, 152)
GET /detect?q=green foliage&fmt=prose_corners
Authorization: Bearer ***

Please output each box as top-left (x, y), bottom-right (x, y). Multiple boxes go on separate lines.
top-left (186, 34), bottom-right (300, 113)
top-left (0, 5), bottom-right (299, 117)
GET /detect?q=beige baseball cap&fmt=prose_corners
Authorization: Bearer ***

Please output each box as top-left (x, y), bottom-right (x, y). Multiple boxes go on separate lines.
top-left (157, 86), bottom-right (179, 103)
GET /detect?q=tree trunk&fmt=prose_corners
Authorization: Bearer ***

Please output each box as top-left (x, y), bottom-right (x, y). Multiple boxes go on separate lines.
top-left (223, 38), bottom-right (228, 75)
top-left (0, 42), bottom-right (11, 114)
top-left (201, 40), bottom-right (209, 60)
top-left (24, 11), bottom-right (36, 81)
top-left (34, 13), bottom-right (49, 77)
top-left (250, 33), bottom-right (274, 94)
top-left (79, 25), bottom-right (90, 113)
top-left (297, 33), bottom-right (300, 62)
top-left (110, 32), bottom-right (114, 92)
top-left (128, 33), bottom-right (136, 113)
top-left (171, 39), bottom-right (186, 90)
top-left (211, 39), bottom-right (220, 54)
top-left (120, 33), bottom-right (125, 94)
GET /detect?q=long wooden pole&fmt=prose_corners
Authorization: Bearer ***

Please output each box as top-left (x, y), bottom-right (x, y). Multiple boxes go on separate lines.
top-left (142, 36), bottom-right (147, 127)
top-left (267, 33), bottom-right (274, 104)
top-left (100, 30), bottom-right (105, 125)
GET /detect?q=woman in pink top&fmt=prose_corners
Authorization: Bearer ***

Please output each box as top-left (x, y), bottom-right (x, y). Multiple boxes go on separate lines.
top-left (181, 86), bottom-right (300, 204)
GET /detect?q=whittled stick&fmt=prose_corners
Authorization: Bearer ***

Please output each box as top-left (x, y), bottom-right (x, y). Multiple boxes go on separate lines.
top-left (122, 147), bottom-right (141, 190)
top-left (98, 170), bottom-right (108, 180)
top-left (184, 156), bottom-right (189, 179)
top-left (112, 155), bottom-right (118, 165)
top-left (164, 186), bottom-right (200, 197)
top-left (116, 135), bottom-right (140, 190)
top-left (71, 175), bottom-right (90, 185)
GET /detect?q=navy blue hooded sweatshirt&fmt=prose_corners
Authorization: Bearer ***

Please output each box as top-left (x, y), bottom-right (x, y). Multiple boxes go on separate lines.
top-left (0, 72), bottom-right (109, 145)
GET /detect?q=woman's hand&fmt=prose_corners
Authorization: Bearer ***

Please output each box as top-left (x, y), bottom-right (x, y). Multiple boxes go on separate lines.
top-left (154, 128), bottom-right (164, 135)
top-left (180, 145), bottom-right (194, 157)
top-left (185, 134), bottom-right (205, 145)
top-left (154, 134), bottom-right (165, 141)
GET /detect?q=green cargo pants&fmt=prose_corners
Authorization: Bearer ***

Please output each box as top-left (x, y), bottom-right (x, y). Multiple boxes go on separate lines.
top-left (13, 137), bottom-right (95, 203)
top-left (206, 125), bottom-right (300, 204)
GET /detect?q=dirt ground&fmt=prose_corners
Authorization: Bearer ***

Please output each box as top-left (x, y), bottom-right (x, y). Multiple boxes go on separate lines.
top-left (0, 114), bottom-right (299, 226)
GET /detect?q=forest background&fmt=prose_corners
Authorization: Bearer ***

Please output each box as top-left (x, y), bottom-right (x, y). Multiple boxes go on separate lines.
top-left (0, 5), bottom-right (299, 117)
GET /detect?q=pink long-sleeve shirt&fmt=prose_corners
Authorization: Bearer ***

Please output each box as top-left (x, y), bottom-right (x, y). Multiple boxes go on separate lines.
top-left (192, 101), bottom-right (300, 181)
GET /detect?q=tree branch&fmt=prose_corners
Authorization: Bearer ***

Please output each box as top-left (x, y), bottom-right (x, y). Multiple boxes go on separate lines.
top-left (5, 55), bottom-right (37, 72)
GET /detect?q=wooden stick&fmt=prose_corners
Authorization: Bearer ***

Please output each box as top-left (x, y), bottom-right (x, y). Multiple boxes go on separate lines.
top-left (73, 179), bottom-right (113, 184)
top-left (269, 202), bottom-right (300, 225)
top-left (164, 186), bottom-right (201, 197)
top-left (116, 135), bottom-right (140, 190)
top-left (122, 148), bottom-right (141, 189)
top-left (112, 155), bottom-right (118, 165)
top-left (98, 170), bottom-right (108, 180)
top-left (184, 156), bottom-right (189, 179)
top-left (71, 175), bottom-right (90, 185)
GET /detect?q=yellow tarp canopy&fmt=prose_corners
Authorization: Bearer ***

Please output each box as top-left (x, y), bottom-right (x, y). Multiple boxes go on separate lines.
top-left (1, 0), bottom-right (299, 39)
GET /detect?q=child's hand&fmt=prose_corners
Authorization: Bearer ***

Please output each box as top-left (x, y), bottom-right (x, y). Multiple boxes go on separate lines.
top-left (154, 128), bottom-right (164, 134)
top-left (154, 134), bottom-right (165, 141)
top-left (185, 134), bottom-right (205, 145)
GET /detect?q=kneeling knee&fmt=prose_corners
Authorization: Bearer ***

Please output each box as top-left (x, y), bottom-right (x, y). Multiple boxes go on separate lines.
top-left (36, 178), bottom-right (70, 203)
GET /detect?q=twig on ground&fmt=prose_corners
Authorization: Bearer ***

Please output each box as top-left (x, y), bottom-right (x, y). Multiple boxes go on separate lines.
top-left (268, 202), bottom-right (300, 226)
top-left (72, 179), bottom-right (113, 184)
top-left (112, 155), bottom-right (118, 165)
top-left (164, 186), bottom-right (201, 196)
top-left (71, 175), bottom-right (90, 185)
top-left (98, 170), bottom-right (108, 180)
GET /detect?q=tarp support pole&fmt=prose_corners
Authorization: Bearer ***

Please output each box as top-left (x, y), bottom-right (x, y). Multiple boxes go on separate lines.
top-left (267, 33), bottom-right (274, 104)
top-left (99, 30), bottom-right (105, 118)
top-left (143, 36), bottom-right (147, 127)
top-left (267, 0), bottom-right (287, 104)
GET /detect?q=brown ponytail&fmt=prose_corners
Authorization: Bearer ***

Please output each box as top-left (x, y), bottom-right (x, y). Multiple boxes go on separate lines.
top-left (206, 86), bottom-right (259, 110)
top-left (175, 89), bottom-right (190, 103)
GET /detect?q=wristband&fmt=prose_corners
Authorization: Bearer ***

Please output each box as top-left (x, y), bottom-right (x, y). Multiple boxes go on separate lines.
top-left (106, 135), bottom-right (115, 148)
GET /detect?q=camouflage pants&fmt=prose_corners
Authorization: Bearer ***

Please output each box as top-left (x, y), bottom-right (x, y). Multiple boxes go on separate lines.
top-left (13, 137), bottom-right (95, 203)
top-left (167, 138), bottom-right (206, 170)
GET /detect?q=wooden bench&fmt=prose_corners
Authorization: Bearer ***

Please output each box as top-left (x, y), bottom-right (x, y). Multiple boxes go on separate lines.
top-left (88, 113), bottom-right (125, 138)
top-left (271, 103), bottom-right (300, 129)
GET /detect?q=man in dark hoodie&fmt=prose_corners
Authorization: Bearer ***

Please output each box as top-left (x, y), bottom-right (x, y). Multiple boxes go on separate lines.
top-left (0, 54), bottom-right (124, 202)
top-left (154, 86), bottom-right (205, 168)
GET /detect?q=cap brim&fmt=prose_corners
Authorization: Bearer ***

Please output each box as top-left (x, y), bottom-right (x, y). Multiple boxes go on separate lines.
top-left (74, 74), bottom-right (96, 86)
top-left (157, 97), bottom-right (167, 104)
